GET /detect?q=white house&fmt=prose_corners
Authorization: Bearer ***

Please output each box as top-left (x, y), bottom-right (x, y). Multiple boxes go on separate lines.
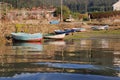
top-left (113, 0), bottom-right (120, 11)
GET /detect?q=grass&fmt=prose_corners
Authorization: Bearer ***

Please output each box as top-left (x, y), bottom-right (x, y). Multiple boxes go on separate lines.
top-left (90, 29), bottom-right (120, 34)
top-left (65, 29), bottom-right (120, 40)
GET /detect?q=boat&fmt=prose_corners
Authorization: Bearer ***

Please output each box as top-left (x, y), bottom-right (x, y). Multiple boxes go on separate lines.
top-left (72, 28), bottom-right (86, 32)
top-left (65, 17), bottom-right (75, 22)
top-left (11, 32), bottom-right (42, 42)
top-left (49, 20), bottom-right (59, 24)
top-left (43, 33), bottom-right (65, 40)
top-left (91, 25), bottom-right (109, 30)
top-left (54, 30), bottom-right (65, 34)
top-left (54, 29), bottom-right (74, 35)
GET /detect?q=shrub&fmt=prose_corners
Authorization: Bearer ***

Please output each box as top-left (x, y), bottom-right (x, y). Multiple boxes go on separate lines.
top-left (89, 11), bottom-right (120, 19)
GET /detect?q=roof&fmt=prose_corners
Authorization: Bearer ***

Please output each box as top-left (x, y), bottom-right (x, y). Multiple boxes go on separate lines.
top-left (113, 0), bottom-right (120, 7)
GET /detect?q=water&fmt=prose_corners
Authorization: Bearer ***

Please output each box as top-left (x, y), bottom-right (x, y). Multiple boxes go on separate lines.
top-left (0, 36), bottom-right (120, 80)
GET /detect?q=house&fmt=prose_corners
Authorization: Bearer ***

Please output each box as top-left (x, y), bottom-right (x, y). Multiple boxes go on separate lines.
top-left (113, 0), bottom-right (120, 11)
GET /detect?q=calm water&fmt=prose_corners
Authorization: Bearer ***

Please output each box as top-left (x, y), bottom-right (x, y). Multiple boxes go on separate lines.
top-left (0, 36), bottom-right (120, 80)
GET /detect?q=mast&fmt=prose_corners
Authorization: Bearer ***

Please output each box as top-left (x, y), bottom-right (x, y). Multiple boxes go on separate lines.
top-left (60, 0), bottom-right (63, 22)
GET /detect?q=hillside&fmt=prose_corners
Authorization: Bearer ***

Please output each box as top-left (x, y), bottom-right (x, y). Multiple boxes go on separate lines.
top-left (0, 0), bottom-right (118, 13)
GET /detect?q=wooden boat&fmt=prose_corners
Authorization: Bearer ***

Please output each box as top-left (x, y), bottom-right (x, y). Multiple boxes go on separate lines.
top-left (91, 25), bottom-right (109, 30)
top-left (11, 32), bottom-right (42, 42)
top-left (72, 28), bottom-right (86, 32)
top-left (43, 33), bottom-right (65, 40)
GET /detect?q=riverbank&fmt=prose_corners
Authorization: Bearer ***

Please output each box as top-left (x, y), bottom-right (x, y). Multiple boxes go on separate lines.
top-left (0, 21), bottom-right (88, 42)
top-left (0, 20), bottom-right (120, 45)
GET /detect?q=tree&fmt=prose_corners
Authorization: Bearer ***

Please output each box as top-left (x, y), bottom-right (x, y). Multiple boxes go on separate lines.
top-left (54, 5), bottom-right (71, 19)
top-left (0, 0), bottom-right (118, 12)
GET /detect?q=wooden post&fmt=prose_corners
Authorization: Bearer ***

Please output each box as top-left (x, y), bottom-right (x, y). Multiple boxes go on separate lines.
top-left (60, 0), bottom-right (63, 22)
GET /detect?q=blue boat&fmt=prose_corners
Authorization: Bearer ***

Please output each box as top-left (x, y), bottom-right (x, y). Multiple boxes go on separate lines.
top-left (11, 32), bottom-right (42, 42)
top-left (50, 20), bottom-right (59, 24)
top-left (54, 29), bottom-right (74, 35)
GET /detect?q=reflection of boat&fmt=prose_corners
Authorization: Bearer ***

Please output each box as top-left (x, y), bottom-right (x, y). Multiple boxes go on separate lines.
top-left (101, 39), bottom-right (109, 48)
top-left (43, 33), bottom-right (65, 40)
top-left (80, 40), bottom-right (87, 46)
top-left (48, 41), bottom-right (66, 46)
top-left (11, 32), bottom-right (42, 42)
top-left (13, 42), bottom-right (43, 51)
top-left (114, 51), bottom-right (120, 55)
top-left (44, 40), bottom-right (66, 46)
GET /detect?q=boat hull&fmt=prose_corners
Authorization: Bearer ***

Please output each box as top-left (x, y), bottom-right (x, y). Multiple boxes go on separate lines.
top-left (11, 32), bottom-right (42, 42)
top-left (12, 38), bottom-right (42, 42)
top-left (50, 20), bottom-right (59, 24)
top-left (91, 25), bottom-right (109, 30)
top-left (54, 29), bottom-right (73, 35)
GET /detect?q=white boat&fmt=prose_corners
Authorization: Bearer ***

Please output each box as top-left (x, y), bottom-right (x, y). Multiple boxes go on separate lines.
top-left (72, 28), bottom-right (86, 32)
top-left (43, 33), bottom-right (65, 40)
top-left (91, 25), bottom-right (109, 30)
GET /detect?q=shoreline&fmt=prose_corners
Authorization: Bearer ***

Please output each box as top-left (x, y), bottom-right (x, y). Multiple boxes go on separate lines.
top-left (0, 21), bottom-right (120, 44)
top-left (65, 30), bottom-right (120, 40)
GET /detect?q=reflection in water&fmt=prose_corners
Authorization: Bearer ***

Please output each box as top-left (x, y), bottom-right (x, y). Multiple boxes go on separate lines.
top-left (101, 39), bottom-right (109, 48)
top-left (0, 73), bottom-right (120, 80)
top-left (48, 41), bottom-right (66, 46)
top-left (44, 40), bottom-right (66, 46)
top-left (0, 37), bottom-right (120, 80)
top-left (13, 42), bottom-right (43, 52)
